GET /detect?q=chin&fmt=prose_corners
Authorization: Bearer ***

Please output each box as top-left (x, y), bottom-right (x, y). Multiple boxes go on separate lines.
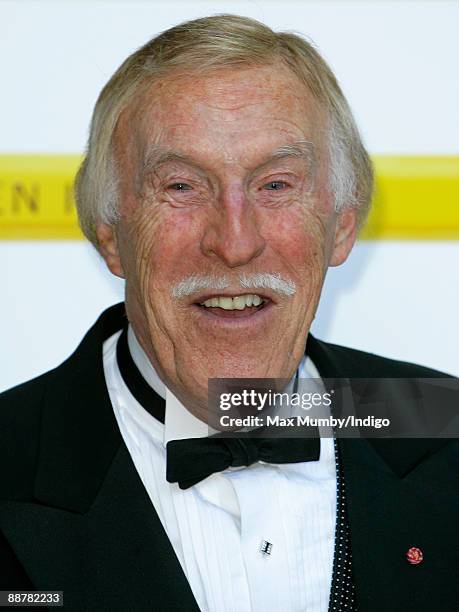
top-left (204, 357), bottom-right (274, 380)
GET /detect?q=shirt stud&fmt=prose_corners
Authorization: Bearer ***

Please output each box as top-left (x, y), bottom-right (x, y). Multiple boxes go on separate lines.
top-left (406, 547), bottom-right (423, 565)
top-left (260, 540), bottom-right (273, 555)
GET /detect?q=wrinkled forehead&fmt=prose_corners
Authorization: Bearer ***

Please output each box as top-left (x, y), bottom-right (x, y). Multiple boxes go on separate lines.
top-left (113, 64), bottom-right (328, 172)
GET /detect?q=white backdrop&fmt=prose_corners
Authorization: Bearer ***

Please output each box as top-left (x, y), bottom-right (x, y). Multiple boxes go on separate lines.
top-left (1, 1), bottom-right (458, 391)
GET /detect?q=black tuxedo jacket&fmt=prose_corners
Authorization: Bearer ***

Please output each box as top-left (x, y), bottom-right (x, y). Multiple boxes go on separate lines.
top-left (1, 303), bottom-right (458, 611)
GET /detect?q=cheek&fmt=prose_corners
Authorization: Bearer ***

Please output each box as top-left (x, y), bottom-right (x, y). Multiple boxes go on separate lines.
top-left (262, 208), bottom-right (328, 278)
top-left (128, 208), bottom-right (204, 295)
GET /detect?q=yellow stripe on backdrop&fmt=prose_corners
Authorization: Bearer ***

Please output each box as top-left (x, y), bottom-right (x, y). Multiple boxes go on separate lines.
top-left (0, 155), bottom-right (458, 240)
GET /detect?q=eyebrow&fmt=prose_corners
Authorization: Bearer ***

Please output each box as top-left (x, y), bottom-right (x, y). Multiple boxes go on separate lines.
top-left (140, 140), bottom-right (316, 181)
top-left (270, 141), bottom-right (315, 163)
top-left (256, 140), bottom-right (316, 176)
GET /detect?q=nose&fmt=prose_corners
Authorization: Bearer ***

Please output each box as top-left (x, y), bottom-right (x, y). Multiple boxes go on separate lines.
top-left (200, 186), bottom-right (266, 268)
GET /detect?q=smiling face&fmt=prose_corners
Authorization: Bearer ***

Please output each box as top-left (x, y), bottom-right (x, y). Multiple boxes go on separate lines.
top-left (97, 64), bottom-right (358, 420)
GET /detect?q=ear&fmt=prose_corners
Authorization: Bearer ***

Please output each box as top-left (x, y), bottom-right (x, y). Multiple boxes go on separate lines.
top-left (96, 223), bottom-right (125, 279)
top-left (329, 208), bottom-right (358, 267)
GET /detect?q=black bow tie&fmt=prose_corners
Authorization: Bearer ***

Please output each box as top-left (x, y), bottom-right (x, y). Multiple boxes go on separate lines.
top-left (166, 432), bottom-right (320, 489)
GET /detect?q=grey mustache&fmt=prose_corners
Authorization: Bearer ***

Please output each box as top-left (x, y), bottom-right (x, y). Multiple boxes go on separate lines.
top-left (171, 273), bottom-right (296, 299)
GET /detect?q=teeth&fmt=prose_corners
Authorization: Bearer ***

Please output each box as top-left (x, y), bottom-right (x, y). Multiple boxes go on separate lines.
top-left (219, 297), bottom-right (233, 310)
top-left (233, 296), bottom-right (246, 310)
top-left (200, 294), bottom-right (265, 310)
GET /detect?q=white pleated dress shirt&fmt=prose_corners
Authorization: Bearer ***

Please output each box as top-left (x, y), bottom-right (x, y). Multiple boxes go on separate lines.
top-left (103, 327), bottom-right (337, 612)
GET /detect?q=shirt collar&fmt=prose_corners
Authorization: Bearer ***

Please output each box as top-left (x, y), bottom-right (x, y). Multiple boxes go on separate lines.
top-left (127, 325), bottom-right (208, 443)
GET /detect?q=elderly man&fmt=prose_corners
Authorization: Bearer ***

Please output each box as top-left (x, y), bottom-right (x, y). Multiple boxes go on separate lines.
top-left (1, 14), bottom-right (457, 612)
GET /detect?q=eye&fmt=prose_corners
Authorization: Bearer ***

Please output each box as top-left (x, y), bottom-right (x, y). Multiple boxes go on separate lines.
top-left (263, 181), bottom-right (287, 191)
top-left (168, 182), bottom-right (192, 191)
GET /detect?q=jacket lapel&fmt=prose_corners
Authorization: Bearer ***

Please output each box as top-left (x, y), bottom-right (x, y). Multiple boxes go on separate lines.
top-left (0, 303), bottom-right (199, 611)
top-left (338, 436), bottom-right (459, 611)
top-left (1, 445), bottom-right (199, 611)
top-left (308, 333), bottom-right (458, 611)
top-left (306, 332), bottom-right (451, 474)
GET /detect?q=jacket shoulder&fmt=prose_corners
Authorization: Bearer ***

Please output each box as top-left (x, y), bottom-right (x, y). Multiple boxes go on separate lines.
top-left (0, 371), bottom-right (53, 500)
top-left (309, 336), bottom-right (453, 378)
top-left (0, 303), bottom-right (126, 502)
